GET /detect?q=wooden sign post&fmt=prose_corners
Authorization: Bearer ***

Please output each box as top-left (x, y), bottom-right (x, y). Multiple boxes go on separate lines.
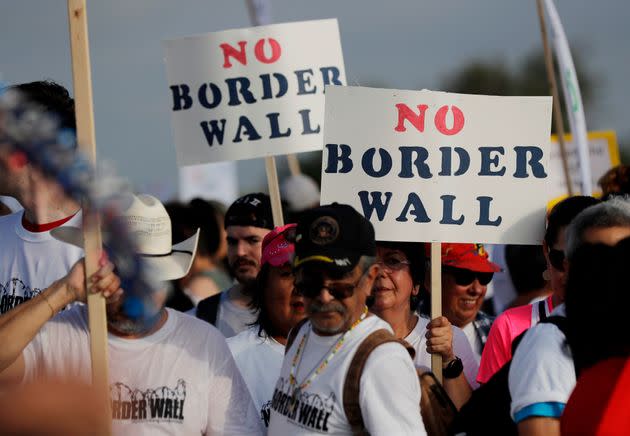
top-left (265, 155), bottom-right (284, 227)
top-left (67, 0), bottom-right (111, 432)
top-left (430, 242), bottom-right (442, 381)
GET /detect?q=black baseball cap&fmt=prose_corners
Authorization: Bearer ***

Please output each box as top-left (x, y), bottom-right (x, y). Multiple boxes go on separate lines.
top-left (224, 193), bottom-right (273, 230)
top-left (294, 203), bottom-right (376, 274)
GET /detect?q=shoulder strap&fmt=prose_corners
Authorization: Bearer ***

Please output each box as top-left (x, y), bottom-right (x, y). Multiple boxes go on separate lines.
top-left (195, 293), bottom-right (222, 325)
top-left (285, 318), bottom-right (309, 354)
top-left (343, 329), bottom-right (414, 435)
top-left (538, 299), bottom-right (548, 322)
top-left (541, 315), bottom-right (567, 334)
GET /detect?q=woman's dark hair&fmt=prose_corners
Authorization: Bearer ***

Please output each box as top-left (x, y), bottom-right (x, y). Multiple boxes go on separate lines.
top-left (375, 240), bottom-right (426, 311)
top-left (565, 237), bottom-right (630, 375)
top-left (248, 263), bottom-right (274, 338)
top-left (505, 244), bottom-right (546, 295)
top-left (544, 196), bottom-right (600, 247)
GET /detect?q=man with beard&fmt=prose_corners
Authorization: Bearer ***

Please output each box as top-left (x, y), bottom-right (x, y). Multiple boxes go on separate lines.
top-left (268, 204), bottom-right (426, 435)
top-left (196, 193), bottom-right (273, 337)
top-left (0, 194), bottom-right (262, 435)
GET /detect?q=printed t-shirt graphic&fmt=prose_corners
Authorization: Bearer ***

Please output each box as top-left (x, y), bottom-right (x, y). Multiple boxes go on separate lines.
top-left (0, 211), bottom-right (83, 314)
top-left (268, 315), bottom-right (426, 435)
top-left (23, 306), bottom-right (262, 435)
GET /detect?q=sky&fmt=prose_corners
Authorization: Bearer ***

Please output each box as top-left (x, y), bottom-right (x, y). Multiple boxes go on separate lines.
top-left (1, 0), bottom-right (628, 202)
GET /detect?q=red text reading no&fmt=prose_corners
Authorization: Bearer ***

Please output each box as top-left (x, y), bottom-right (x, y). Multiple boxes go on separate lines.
top-left (395, 103), bottom-right (465, 136)
top-left (220, 38), bottom-right (282, 68)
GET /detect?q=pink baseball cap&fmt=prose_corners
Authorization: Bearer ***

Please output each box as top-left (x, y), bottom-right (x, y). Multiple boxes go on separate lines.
top-left (261, 223), bottom-right (297, 267)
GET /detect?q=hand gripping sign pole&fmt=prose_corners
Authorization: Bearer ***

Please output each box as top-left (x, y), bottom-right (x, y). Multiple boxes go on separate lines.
top-left (67, 0), bottom-right (111, 432)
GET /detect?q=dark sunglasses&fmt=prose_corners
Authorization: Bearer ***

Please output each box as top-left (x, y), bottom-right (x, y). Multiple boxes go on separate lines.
top-left (295, 274), bottom-right (364, 300)
top-left (443, 266), bottom-right (494, 286)
top-left (548, 248), bottom-right (565, 272)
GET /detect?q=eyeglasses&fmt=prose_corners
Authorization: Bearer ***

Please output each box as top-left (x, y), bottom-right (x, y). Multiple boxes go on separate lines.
top-left (443, 266), bottom-right (494, 286)
top-left (548, 248), bottom-right (565, 272)
top-left (377, 258), bottom-right (411, 273)
top-left (295, 273), bottom-right (365, 300)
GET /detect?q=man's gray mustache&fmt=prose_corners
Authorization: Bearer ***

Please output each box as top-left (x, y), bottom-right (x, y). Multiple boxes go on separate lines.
top-left (307, 302), bottom-right (346, 314)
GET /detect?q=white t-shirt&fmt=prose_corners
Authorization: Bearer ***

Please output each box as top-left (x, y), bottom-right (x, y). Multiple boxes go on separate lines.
top-left (23, 306), bottom-right (263, 435)
top-left (227, 326), bottom-right (285, 428)
top-left (405, 315), bottom-right (480, 389)
top-left (508, 304), bottom-right (575, 422)
top-left (216, 290), bottom-right (257, 338)
top-left (462, 322), bottom-right (482, 364)
top-left (268, 315), bottom-right (426, 435)
top-left (0, 211), bottom-right (83, 314)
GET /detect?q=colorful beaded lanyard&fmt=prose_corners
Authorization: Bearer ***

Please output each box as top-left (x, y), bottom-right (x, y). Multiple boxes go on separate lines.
top-left (289, 306), bottom-right (369, 402)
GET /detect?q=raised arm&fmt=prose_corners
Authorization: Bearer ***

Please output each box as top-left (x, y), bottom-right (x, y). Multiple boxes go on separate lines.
top-left (0, 255), bottom-right (120, 384)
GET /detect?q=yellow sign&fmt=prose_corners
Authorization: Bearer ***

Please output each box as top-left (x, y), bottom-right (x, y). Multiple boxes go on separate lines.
top-left (547, 130), bottom-right (620, 209)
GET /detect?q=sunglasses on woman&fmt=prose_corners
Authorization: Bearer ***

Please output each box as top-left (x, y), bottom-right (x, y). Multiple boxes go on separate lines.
top-left (442, 266), bottom-right (494, 286)
top-left (548, 248), bottom-right (565, 272)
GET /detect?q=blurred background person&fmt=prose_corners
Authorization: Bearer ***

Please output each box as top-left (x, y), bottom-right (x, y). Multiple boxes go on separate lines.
top-left (227, 223), bottom-right (306, 428)
top-left (598, 164), bottom-right (630, 200)
top-left (280, 173), bottom-right (320, 222)
top-left (165, 198), bottom-right (231, 312)
top-left (370, 240), bottom-right (478, 408)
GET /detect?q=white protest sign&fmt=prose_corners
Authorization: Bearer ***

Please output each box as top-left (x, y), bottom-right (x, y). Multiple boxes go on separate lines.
top-left (548, 131), bottom-right (620, 203)
top-left (320, 86), bottom-right (552, 245)
top-left (178, 162), bottom-right (239, 206)
top-left (163, 19), bottom-right (346, 166)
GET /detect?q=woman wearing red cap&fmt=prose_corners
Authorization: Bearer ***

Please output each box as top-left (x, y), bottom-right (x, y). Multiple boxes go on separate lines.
top-left (420, 243), bottom-right (501, 364)
top-left (370, 241), bottom-right (479, 409)
top-left (226, 224), bottom-right (306, 429)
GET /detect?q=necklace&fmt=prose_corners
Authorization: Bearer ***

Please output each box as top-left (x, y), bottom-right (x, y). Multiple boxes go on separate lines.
top-left (289, 307), bottom-right (368, 407)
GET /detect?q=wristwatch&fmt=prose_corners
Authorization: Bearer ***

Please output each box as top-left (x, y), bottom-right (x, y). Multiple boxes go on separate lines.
top-left (442, 356), bottom-right (464, 379)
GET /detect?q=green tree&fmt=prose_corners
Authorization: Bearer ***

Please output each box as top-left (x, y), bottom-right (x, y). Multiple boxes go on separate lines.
top-left (442, 48), bottom-right (596, 134)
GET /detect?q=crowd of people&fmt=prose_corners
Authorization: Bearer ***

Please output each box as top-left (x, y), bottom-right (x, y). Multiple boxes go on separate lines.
top-left (1, 80), bottom-right (629, 435)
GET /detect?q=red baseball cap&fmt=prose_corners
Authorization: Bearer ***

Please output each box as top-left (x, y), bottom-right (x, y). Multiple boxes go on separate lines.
top-left (426, 243), bottom-right (501, 273)
top-left (261, 223), bottom-right (297, 267)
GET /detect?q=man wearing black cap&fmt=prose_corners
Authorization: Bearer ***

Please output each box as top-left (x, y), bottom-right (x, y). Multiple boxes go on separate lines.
top-left (268, 203), bottom-right (426, 435)
top-left (196, 193), bottom-right (273, 337)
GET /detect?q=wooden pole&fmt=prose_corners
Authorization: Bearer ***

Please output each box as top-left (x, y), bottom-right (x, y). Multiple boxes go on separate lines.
top-left (67, 1), bottom-right (111, 432)
top-left (430, 242), bottom-right (443, 382)
top-left (536, 0), bottom-right (574, 196)
top-left (265, 156), bottom-right (285, 227)
top-left (287, 154), bottom-right (302, 176)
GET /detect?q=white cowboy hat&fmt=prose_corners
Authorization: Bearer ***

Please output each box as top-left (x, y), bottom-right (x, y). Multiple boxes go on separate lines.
top-left (51, 194), bottom-right (199, 281)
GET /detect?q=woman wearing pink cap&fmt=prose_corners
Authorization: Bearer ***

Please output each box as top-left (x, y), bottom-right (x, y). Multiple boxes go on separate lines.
top-left (226, 224), bottom-right (306, 429)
